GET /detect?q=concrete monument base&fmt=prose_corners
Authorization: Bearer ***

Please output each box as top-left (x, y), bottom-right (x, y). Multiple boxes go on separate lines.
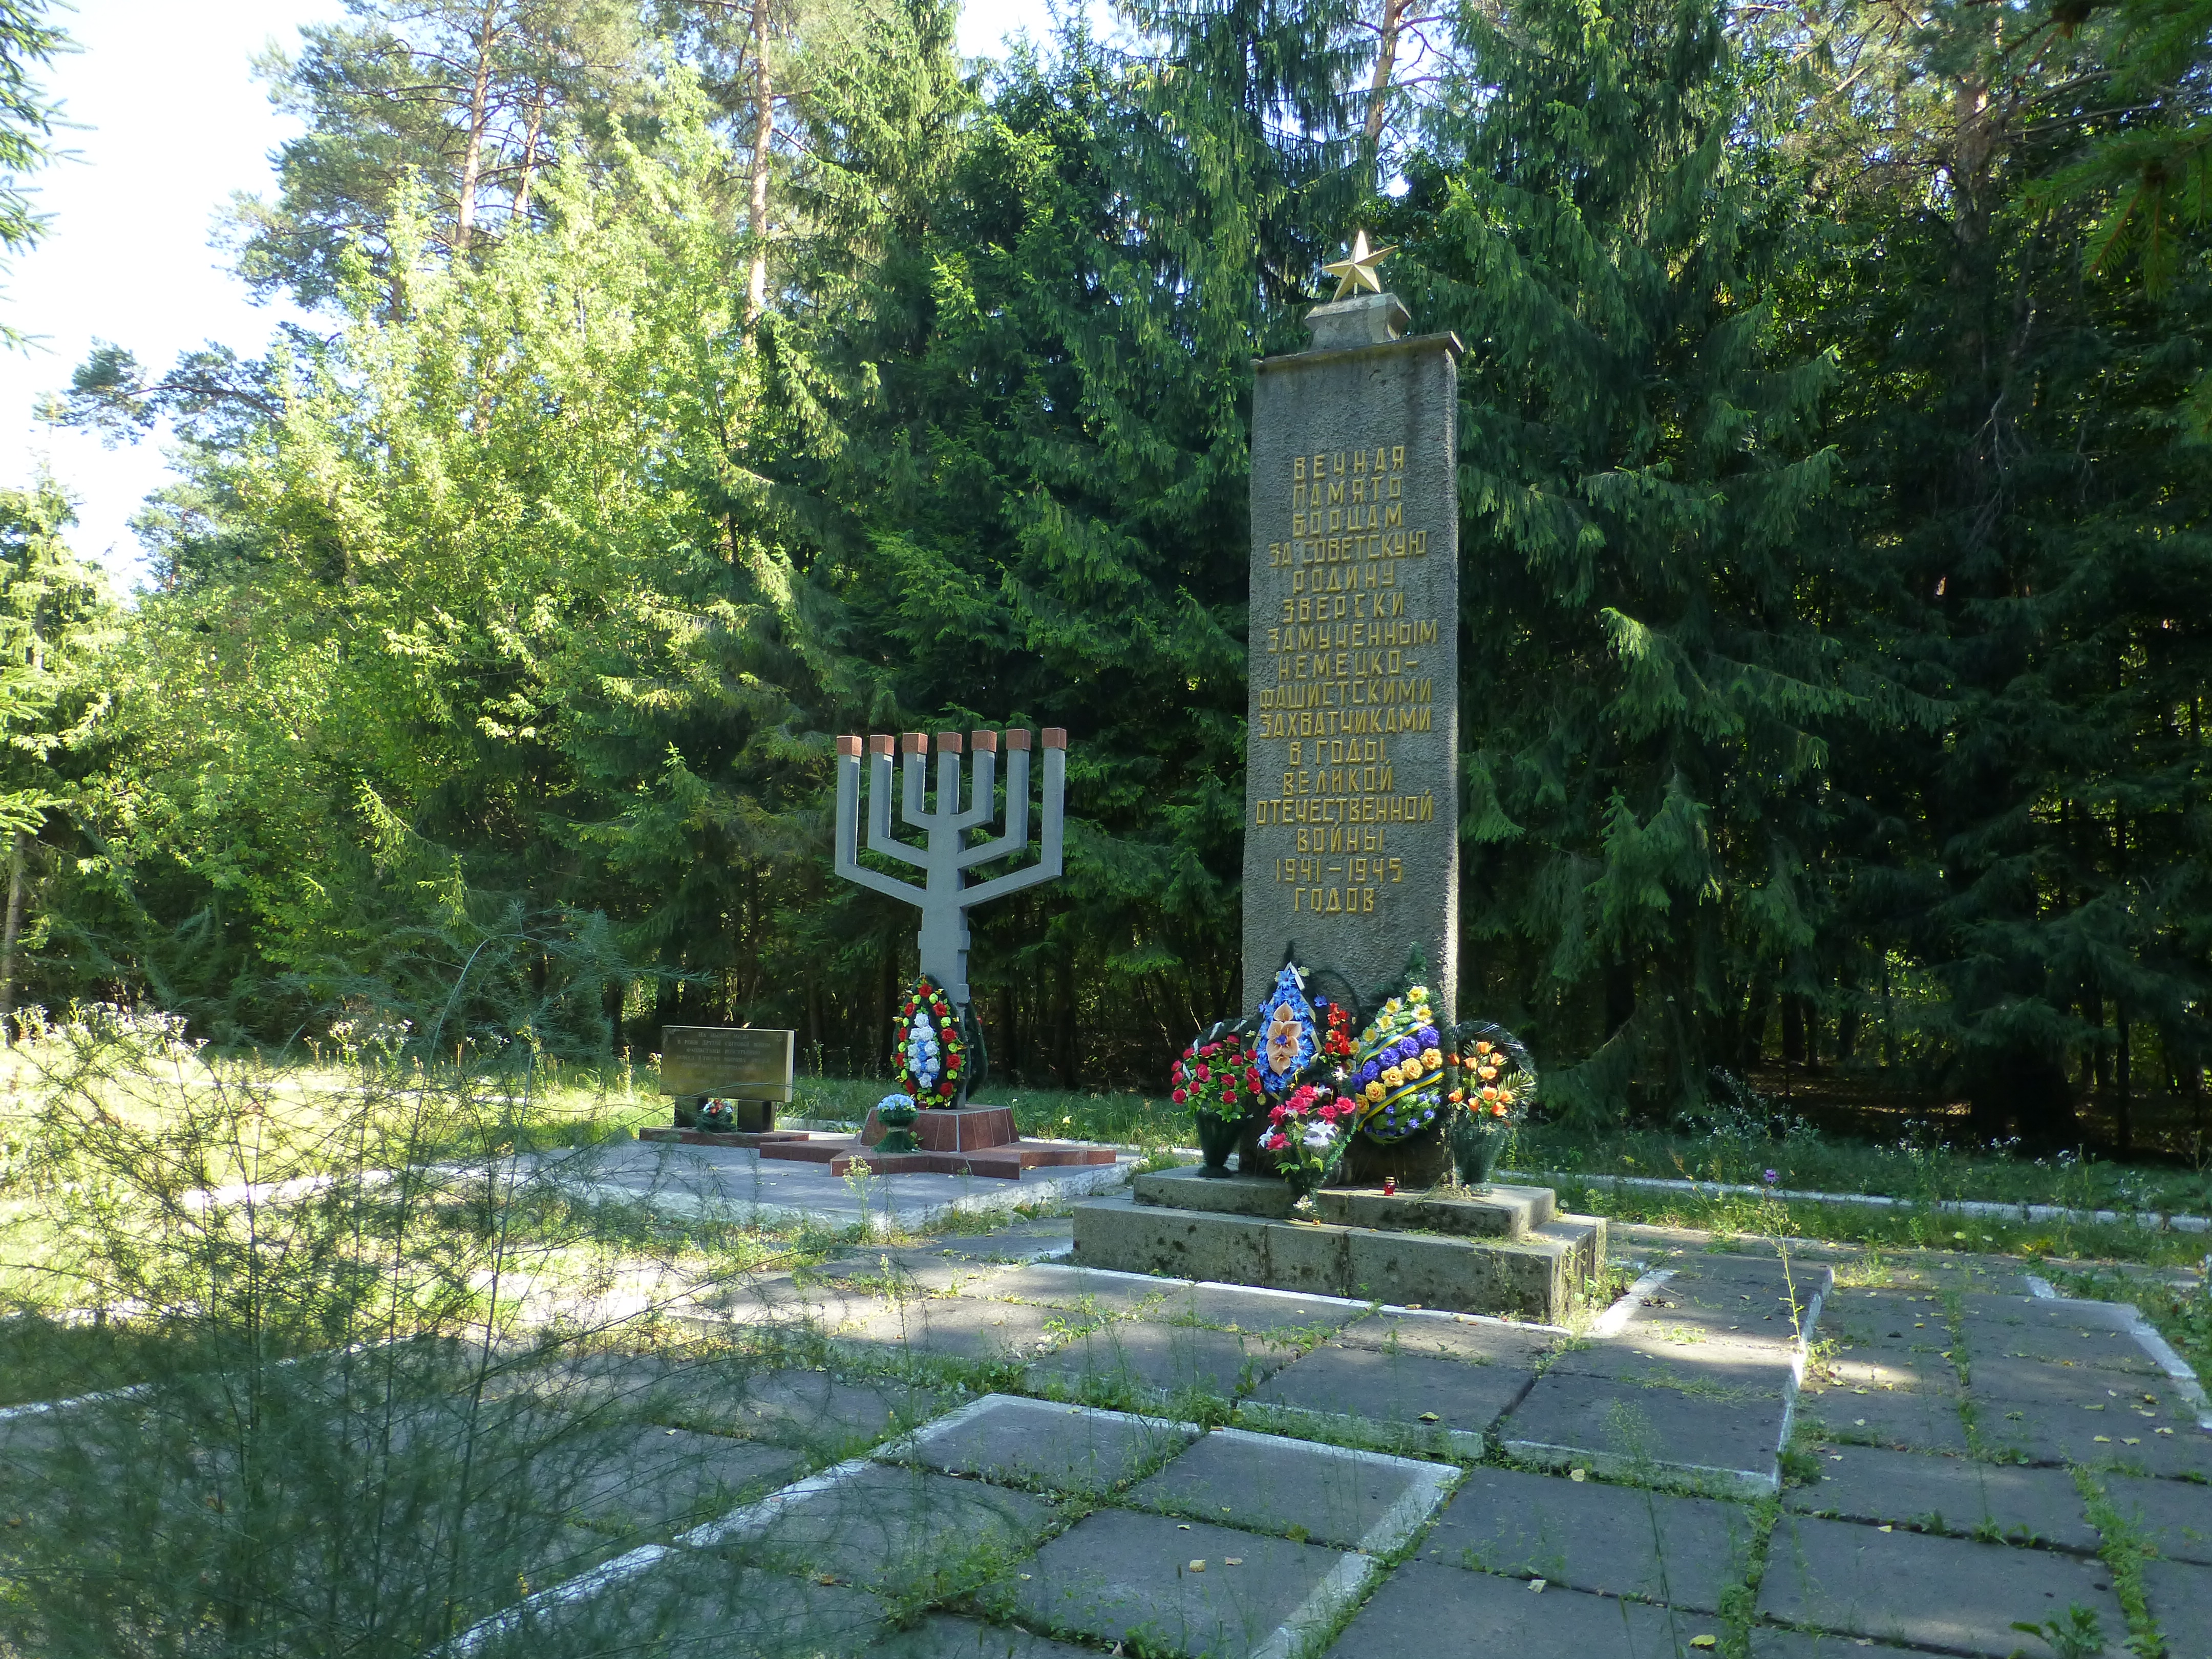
top-left (1070, 1193), bottom-right (1605, 1322)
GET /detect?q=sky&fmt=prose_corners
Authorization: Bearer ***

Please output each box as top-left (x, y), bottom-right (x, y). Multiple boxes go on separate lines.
top-left (0, 0), bottom-right (1066, 595)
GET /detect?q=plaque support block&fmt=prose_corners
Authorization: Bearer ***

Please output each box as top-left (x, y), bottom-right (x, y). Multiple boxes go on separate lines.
top-left (1311, 1184), bottom-right (1555, 1240)
top-left (1071, 1195), bottom-right (1605, 1323)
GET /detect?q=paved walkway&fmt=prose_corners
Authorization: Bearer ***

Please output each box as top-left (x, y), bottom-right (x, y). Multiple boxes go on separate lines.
top-left (526, 1136), bottom-right (1140, 1232)
top-left (442, 1226), bottom-right (2211, 1659)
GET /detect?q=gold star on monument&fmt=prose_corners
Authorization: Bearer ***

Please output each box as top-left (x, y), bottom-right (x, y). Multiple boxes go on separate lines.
top-left (1323, 229), bottom-right (1395, 300)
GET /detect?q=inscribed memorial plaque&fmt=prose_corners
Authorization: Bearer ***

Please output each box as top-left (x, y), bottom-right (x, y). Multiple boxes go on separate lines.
top-left (659, 1026), bottom-right (796, 1100)
top-left (1243, 295), bottom-right (1461, 1023)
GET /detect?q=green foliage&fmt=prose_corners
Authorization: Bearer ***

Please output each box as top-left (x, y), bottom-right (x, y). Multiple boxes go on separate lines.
top-left (0, 0), bottom-right (66, 334)
top-left (227, 0), bottom-right (652, 306)
top-left (16, 0), bottom-right (2212, 1142)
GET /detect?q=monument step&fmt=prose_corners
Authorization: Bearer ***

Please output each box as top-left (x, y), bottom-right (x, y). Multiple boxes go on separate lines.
top-left (1133, 1166), bottom-right (1297, 1219)
top-left (1312, 1183), bottom-right (1555, 1240)
top-left (1071, 1195), bottom-right (1605, 1323)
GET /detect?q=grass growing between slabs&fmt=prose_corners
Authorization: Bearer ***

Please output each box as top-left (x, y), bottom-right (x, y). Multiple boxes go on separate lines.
top-left (1515, 1113), bottom-right (2212, 1218)
top-left (1546, 1174), bottom-right (2212, 1271)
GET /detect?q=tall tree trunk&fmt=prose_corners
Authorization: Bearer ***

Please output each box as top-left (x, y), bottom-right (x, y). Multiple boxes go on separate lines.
top-left (1362, 0), bottom-right (1407, 163)
top-left (0, 830), bottom-right (25, 1042)
top-left (745, 0), bottom-right (774, 332)
top-left (2115, 1006), bottom-right (2132, 1154)
top-left (455, 1), bottom-right (502, 254)
top-left (512, 97), bottom-right (546, 221)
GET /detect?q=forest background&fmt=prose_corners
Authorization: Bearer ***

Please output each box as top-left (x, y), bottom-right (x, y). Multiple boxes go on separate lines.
top-left (0, 0), bottom-right (2204, 1156)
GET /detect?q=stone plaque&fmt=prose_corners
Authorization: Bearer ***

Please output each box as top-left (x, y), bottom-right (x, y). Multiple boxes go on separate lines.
top-left (1244, 294), bottom-right (1461, 1022)
top-left (658, 1026), bottom-right (795, 1101)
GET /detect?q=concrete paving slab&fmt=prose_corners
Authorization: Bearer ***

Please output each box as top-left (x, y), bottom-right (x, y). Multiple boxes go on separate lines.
top-left (1974, 1400), bottom-right (2212, 1475)
top-left (833, 1298), bottom-right (1075, 1366)
top-left (1959, 1301), bottom-right (2162, 1374)
top-left (1623, 1299), bottom-right (1808, 1348)
top-left (1004, 1505), bottom-right (1350, 1659)
top-left (1124, 1427), bottom-right (1445, 1550)
top-left (1962, 1293), bottom-right (2137, 1331)
top-left (1636, 1264), bottom-right (1826, 1336)
top-left (973, 1263), bottom-right (1183, 1315)
top-left (870, 1613), bottom-right (1104, 1659)
top-left (1796, 1380), bottom-right (1969, 1453)
top-left (545, 1138), bottom-right (1136, 1234)
top-left (1757, 1513), bottom-right (2125, 1656)
top-left (1545, 1333), bottom-right (1800, 1393)
top-left (1147, 1283), bottom-right (1368, 1334)
top-left (2143, 1556), bottom-right (2212, 1659)
top-left (1673, 1251), bottom-right (1832, 1289)
top-left (718, 1369), bottom-right (957, 1457)
top-left (1319, 1559), bottom-right (1695, 1659)
top-left (1967, 1354), bottom-right (2186, 1410)
top-left (1330, 1311), bottom-right (1559, 1367)
top-left (1500, 1371), bottom-right (1789, 1493)
top-left (1819, 1292), bottom-right (1959, 1356)
top-left (810, 1257), bottom-right (1016, 1298)
top-left (1815, 1349), bottom-right (1958, 1392)
top-left (684, 1273), bottom-right (888, 1332)
top-left (1248, 1342), bottom-right (1536, 1445)
top-left (2103, 1471), bottom-right (2212, 1565)
top-left (742, 1460), bottom-right (1058, 1594)
top-left (1032, 1321), bottom-right (1299, 1403)
top-left (1746, 1630), bottom-right (1926, 1658)
top-left (921, 1221), bottom-right (1076, 1262)
top-left (1785, 1442), bottom-right (2099, 1551)
top-left (891, 1394), bottom-right (1195, 1494)
top-left (479, 1556), bottom-right (890, 1659)
top-left (560, 1426), bottom-right (805, 1532)
top-left (1419, 1463), bottom-right (1756, 1612)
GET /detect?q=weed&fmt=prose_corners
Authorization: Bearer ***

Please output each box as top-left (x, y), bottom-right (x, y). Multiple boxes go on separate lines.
top-left (2008, 1605), bottom-right (2110, 1659)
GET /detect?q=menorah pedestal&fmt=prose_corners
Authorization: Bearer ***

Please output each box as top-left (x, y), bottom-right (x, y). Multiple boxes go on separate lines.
top-left (757, 1105), bottom-right (1117, 1180)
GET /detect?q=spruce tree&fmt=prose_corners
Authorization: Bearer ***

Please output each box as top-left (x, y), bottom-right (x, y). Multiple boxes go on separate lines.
top-left (1399, 0), bottom-right (1862, 1119)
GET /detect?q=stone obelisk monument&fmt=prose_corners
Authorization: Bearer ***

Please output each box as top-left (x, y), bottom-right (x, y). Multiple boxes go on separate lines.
top-left (1243, 233), bottom-right (1462, 1024)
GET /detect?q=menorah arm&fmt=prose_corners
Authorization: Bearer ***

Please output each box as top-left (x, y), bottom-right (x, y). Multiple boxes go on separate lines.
top-left (953, 747), bottom-right (997, 832)
top-left (960, 747), bottom-right (1065, 905)
top-left (866, 752), bottom-right (928, 870)
top-left (955, 746), bottom-right (1030, 869)
top-left (838, 754), bottom-right (926, 901)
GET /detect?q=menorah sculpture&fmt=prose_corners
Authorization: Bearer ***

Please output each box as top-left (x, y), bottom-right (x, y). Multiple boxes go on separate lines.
top-left (832, 727), bottom-right (1068, 1009)
top-left (760, 725), bottom-right (1105, 1173)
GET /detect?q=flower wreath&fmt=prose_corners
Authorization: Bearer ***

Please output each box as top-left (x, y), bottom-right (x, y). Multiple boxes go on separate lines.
top-left (1169, 1026), bottom-right (1266, 1119)
top-left (894, 975), bottom-right (967, 1104)
top-left (1449, 1022), bottom-right (1537, 1126)
top-left (1348, 982), bottom-right (1450, 1144)
top-left (1254, 961), bottom-right (1320, 1096)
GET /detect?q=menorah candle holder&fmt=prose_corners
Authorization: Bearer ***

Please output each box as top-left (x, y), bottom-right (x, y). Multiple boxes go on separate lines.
top-left (833, 727), bottom-right (1068, 1013)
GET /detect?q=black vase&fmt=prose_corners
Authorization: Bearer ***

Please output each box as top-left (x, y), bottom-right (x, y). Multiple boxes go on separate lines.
top-left (1194, 1110), bottom-right (1243, 1178)
top-left (1449, 1115), bottom-right (1508, 1187)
